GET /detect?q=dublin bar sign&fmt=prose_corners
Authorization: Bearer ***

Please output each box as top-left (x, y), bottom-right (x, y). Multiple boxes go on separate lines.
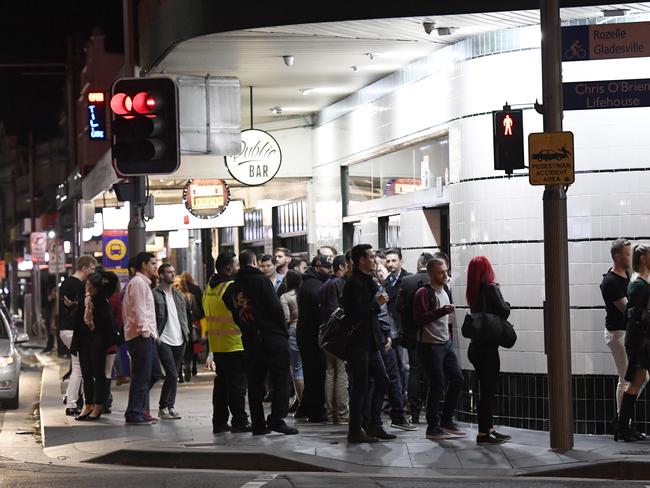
top-left (224, 129), bottom-right (282, 186)
top-left (563, 78), bottom-right (650, 110)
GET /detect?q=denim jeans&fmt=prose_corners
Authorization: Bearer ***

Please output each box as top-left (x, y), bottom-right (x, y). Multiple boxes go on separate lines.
top-left (381, 346), bottom-right (406, 422)
top-left (347, 346), bottom-right (389, 430)
top-left (158, 341), bottom-right (185, 409)
top-left (417, 340), bottom-right (464, 430)
top-left (406, 344), bottom-right (427, 416)
top-left (125, 335), bottom-right (155, 421)
top-left (288, 325), bottom-right (303, 381)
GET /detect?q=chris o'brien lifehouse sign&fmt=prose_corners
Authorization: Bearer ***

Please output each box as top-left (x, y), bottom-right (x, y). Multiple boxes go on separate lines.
top-left (562, 21), bottom-right (650, 110)
top-left (225, 129), bottom-right (282, 186)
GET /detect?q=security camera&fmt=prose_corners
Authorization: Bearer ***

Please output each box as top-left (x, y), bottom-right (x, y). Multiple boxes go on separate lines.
top-left (283, 55), bottom-right (295, 66)
top-left (422, 21), bottom-right (435, 35)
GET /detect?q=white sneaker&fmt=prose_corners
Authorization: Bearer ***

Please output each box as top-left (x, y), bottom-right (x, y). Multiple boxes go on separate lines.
top-left (167, 408), bottom-right (181, 419)
top-left (158, 408), bottom-right (175, 420)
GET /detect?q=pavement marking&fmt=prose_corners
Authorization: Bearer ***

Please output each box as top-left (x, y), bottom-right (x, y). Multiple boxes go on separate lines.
top-left (240, 474), bottom-right (278, 488)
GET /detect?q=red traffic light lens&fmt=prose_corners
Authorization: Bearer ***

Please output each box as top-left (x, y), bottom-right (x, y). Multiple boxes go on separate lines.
top-left (110, 93), bottom-right (133, 115)
top-left (133, 92), bottom-right (156, 114)
top-left (501, 113), bottom-right (514, 136)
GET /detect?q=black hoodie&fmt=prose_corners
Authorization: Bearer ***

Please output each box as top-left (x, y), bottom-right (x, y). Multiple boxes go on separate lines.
top-left (230, 265), bottom-right (288, 343)
top-left (296, 267), bottom-right (330, 350)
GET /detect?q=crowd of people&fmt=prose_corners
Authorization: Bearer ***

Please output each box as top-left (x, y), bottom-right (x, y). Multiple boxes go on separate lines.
top-left (57, 242), bottom-right (519, 446)
top-left (58, 253), bottom-right (205, 423)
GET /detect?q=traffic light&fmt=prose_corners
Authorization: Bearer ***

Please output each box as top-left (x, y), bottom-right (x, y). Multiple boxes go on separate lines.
top-left (110, 77), bottom-right (179, 176)
top-left (493, 108), bottom-right (525, 175)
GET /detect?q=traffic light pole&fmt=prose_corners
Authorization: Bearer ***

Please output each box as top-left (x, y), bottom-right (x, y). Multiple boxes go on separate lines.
top-left (127, 176), bottom-right (147, 258)
top-left (540, 0), bottom-right (574, 451)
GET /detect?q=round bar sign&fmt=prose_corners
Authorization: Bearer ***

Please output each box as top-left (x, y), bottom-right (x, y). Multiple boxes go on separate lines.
top-left (183, 179), bottom-right (230, 219)
top-left (224, 129), bottom-right (282, 186)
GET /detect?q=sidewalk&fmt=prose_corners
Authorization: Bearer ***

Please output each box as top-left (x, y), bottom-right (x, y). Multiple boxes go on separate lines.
top-left (36, 352), bottom-right (650, 477)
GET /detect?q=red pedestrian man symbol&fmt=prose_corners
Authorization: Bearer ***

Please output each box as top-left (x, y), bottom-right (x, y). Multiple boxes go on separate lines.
top-left (503, 114), bottom-right (513, 136)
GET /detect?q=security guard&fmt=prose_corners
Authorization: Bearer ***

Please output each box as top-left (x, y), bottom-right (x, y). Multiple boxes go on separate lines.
top-left (203, 252), bottom-right (250, 433)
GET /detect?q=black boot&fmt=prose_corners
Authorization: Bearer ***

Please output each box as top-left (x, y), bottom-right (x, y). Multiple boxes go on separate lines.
top-left (618, 392), bottom-right (639, 442)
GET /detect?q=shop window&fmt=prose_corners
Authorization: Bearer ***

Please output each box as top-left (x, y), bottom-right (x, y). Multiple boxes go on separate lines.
top-left (242, 208), bottom-right (264, 243)
top-left (379, 215), bottom-right (400, 250)
top-left (347, 135), bottom-right (449, 214)
top-left (218, 227), bottom-right (235, 253)
top-left (272, 201), bottom-right (308, 254)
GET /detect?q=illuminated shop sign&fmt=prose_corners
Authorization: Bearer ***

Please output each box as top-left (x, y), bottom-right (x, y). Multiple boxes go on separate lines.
top-left (183, 179), bottom-right (231, 219)
top-left (87, 91), bottom-right (107, 140)
top-left (224, 129), bottom-right (282, 186)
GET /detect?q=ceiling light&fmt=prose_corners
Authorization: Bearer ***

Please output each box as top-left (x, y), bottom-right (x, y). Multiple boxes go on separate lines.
top-left (270, 106), bottom-right (282, 115)
top-left (282, 55), bottom-right (295, 66)
top-left (300, 88), bottom-right (314, 96)
top-left (422, 21), bottom-right (435, 35)
top-left (602, 8), bottom-right (629, 17)
top-left (366, 53), bottom-right (376, 60)
top-left (351, 65), bottom-right (358, 72)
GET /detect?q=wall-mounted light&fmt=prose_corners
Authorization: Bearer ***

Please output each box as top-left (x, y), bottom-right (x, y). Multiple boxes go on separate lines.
top-left (366, 53), bottom-right (376, 60)
top-left (351, 65), bottom-right (358, 72)
top-left (602, 8), bottom-right (629, 17)
top-left (436, 27), bottom-right (457, 36)
top-left (283, 55), bottom-right (295, 66)
top-left (299, 88), bottom-right (314, 96)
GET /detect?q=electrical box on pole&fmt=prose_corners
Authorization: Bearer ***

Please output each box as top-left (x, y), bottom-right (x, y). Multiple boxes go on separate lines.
top-left (110, 76), bottom-right (180, 176)
top-left (493, 105), bottom-right (525, 175)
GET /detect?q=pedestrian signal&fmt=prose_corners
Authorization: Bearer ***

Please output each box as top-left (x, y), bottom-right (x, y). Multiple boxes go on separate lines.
top-left (110, 77), bottom-right (180, 176)
top-left (493, 109), bottom-right (525, 175)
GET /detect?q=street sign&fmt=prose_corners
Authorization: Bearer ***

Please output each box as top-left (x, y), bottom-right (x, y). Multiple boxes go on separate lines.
top-left (528, 132), bottom-right (575, 186)
top-left (30, 232), bottom-right (47, 263)
top-left (562, 22), bottom-right (650, 62)
top-left (563, 78), bottom-right (650, 110)
top-left (102, 230), bottom-right (129, 270)
top-left (47, 240), bottom-right (66, 274)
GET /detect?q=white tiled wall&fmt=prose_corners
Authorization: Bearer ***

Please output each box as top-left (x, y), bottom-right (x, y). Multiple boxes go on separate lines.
top-left (311, 29), bottom-right (650, 377)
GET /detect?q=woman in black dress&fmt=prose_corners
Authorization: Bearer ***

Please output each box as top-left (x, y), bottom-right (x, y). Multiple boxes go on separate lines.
top-left (465, 256), bottom-right (512, 445)
top-left (617, 244), bottom-right (650, 441)
top-left (74, 271), bottom-right (119, 421)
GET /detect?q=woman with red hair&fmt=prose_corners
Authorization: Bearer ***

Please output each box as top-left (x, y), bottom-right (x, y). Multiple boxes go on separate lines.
top-left (465, 256), bottom-right (512, 445)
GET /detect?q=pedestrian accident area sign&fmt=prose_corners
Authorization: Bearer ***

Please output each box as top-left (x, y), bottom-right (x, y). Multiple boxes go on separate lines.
top-left (528, 131), bottom-right (575, 186)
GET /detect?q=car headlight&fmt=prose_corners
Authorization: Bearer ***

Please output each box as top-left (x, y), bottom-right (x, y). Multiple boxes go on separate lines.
top-left (0, 356), bottom-right (15, 368)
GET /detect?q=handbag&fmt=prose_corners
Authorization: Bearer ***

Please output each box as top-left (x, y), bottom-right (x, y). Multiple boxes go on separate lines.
top-left (461, 289), bottom-right (517, 348)
top-left (318, 307), bottom-right (357, 360)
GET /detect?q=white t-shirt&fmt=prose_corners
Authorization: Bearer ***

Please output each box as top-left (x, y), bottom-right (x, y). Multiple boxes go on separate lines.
top-left (160, 290), bottom-right (184, 346)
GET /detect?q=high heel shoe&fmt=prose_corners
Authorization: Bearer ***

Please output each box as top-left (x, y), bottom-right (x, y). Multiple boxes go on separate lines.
top-left (86, 412), bottom-right (102, 421)
top-left (75, 412), bottom-right (93, 421)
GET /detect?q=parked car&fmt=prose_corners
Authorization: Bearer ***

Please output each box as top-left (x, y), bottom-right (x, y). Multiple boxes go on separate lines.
top-left (0, 304), bottom-right (28, 409)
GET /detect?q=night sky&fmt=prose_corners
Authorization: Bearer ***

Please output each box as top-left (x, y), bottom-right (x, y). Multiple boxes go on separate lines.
top-left (0, 1), bottom-right (123, 144)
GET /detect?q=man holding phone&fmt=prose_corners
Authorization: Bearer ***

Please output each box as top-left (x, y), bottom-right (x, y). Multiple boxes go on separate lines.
top-left (343, 244), bottom-right (394, 443)
top-left (413, 257), bottom-right (465, 440)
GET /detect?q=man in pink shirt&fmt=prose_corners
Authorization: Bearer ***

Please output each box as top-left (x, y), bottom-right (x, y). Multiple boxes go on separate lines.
top-left (123, 252), bottom-right (159, 425)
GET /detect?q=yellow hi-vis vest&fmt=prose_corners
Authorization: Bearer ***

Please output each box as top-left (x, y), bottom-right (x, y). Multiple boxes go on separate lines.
top-left (203, 281), bottom-right (243, 353)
